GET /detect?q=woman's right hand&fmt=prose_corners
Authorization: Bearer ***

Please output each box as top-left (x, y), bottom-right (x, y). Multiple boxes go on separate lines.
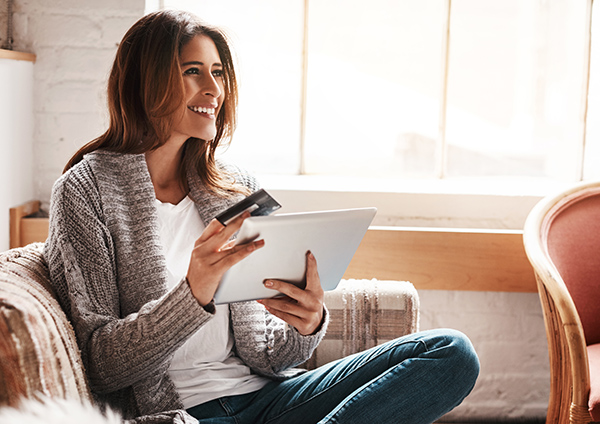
top-left (186, 211), bottom-right (264, 306)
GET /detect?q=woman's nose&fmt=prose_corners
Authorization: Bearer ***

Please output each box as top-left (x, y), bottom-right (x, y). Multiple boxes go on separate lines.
top-left (203, 74), bottom-right (221, 98)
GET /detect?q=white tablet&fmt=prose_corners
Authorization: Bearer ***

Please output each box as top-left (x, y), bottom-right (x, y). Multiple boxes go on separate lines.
top-left (214, 207), bottom-right (377, 304)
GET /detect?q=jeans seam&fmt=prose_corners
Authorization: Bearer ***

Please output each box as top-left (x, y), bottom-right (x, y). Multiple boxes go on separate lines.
top-left (219, 398), bottom-right (238, 421)
top-left (264, 339), bottom-right (427, 424)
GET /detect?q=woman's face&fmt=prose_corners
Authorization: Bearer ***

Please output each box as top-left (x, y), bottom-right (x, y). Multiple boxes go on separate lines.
top-left (172, 35), bottom-right (225, 143)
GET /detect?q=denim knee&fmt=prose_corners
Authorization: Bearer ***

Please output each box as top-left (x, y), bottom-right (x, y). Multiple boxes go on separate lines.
top-left (435, 328), bottom-right (480, 395)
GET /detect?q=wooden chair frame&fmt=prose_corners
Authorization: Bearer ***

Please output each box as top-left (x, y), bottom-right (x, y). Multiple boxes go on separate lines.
top-left (523, 181), bottom-right (600, 424)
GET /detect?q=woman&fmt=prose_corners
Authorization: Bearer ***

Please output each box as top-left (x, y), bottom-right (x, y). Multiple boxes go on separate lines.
top-left (44, 9), bottom-right (479, 424)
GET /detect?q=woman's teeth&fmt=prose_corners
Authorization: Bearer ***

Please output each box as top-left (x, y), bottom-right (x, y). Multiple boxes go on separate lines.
top-left (188, 106), bottom-right (215, 115)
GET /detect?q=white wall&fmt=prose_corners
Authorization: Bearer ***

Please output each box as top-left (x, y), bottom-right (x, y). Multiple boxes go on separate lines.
top-left (0, 57), bottom-right (34, 251)
top-left (1, 0), bottom-right (551, 420)
top-left (420, 290), bottom-right (549, 420)
top-left (2, 0), bottom-right (145, 202)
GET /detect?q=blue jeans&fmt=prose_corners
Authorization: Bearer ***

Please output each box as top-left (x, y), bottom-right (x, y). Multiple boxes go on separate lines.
top-left (187, 328), bottom-right (479, 424)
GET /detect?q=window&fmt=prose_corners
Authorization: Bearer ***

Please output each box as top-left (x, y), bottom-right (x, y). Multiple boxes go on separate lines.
top-left (152, 0), bottom-right (599, 185)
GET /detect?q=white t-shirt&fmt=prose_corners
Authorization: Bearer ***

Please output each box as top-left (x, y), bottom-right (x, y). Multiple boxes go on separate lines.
top-left (154, 196), bottom-right (268, 409)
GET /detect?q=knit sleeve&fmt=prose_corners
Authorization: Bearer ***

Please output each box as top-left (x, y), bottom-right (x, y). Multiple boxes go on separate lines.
top-left (43, 166), bottom-right (213, 395)
top-left (229, 301), bottom-right (329, 376)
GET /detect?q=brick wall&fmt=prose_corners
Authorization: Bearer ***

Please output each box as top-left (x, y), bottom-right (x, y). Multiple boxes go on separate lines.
top-left (0, 0), bottom-right (551, 420)
top-left (421, 290), bottom-right (549, 421)
top-left (1, 0), bottom-right (144, 201)
top-left (0, 7), bottom-right (6, 49)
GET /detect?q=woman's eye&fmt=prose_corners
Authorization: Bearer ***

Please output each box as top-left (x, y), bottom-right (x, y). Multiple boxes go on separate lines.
top-left (184, 67), bottom-right (200, 75)
top-left (183, 67), bottom-right (223, 78)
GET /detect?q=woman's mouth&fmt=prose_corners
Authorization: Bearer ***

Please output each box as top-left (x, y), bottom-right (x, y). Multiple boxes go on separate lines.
top-left (188, 105), bottom-right (216, 116)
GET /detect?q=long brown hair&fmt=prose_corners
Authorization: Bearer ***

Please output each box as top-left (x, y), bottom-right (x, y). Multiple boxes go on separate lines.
top-left (64, 9), bottom-right (243, 195)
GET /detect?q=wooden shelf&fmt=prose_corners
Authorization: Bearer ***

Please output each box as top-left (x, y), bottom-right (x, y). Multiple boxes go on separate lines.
top-left (344, 226), bottom-right (536, 293)
top-left (0, 49), bottom-right (36, 62)
top-left (9, 200), bottom-right (537, 293)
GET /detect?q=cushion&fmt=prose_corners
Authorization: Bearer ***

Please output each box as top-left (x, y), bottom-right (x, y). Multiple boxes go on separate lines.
top-left (0, 243), bottom-right (90, 406)
top-left (546, 189), bottom-right (600, 345)
top-left (304, 279), bottom-right (419, 369)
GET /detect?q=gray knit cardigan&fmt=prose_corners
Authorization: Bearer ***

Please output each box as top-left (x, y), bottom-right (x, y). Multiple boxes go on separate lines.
top-left (43, 150), bottom-right (328, 423)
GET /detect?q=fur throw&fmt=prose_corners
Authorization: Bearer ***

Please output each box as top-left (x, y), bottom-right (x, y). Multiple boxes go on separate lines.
top-left (0, 397), bottom-right (122, 424)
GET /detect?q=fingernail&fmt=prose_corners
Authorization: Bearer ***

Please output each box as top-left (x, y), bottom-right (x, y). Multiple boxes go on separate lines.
top-left (264, 280), bottom-right (274, 287)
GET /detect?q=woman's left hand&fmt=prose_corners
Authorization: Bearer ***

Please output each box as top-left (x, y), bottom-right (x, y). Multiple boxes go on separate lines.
top-left (258, 251), bottom-right (325, 336)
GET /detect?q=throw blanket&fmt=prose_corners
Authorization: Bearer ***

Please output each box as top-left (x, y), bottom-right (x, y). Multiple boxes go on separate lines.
top-left (0, 243), bottom-right (90, 406)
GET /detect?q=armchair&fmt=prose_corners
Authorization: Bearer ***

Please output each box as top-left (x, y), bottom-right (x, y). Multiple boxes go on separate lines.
top-left (523, 180), bottom-right (600, 423)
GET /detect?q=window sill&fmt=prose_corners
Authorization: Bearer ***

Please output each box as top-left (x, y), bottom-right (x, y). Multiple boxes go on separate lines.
top-left (258, 174), bottom-right (575, 230)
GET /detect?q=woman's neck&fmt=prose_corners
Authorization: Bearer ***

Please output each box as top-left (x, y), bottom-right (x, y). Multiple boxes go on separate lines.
top-left (145, 141), bottom-right (189, 205)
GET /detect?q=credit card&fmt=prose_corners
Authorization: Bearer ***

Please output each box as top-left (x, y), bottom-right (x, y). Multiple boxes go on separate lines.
top-left (216, 188), bottom-right (281, 226)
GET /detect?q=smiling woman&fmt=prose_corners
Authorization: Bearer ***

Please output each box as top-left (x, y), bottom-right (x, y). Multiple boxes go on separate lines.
top-left (42, 9), bottom-right (479, 424)
top-left (62, 12), bottom-right (242, 198)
